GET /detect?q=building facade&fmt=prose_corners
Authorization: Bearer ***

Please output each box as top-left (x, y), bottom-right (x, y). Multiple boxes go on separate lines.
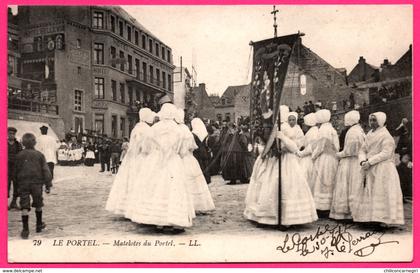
top-left (214, 84), bottom-right (251, 123)
top-left (14, 6), bottom-right (174, 139)
top-left (173, 66), bottom-right (192, 110)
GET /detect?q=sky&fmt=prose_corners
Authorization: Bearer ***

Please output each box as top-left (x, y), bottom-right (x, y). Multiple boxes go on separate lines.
top-left (11, 5), bottom-right (413, 96)
top-left (122, 5), bottom-right (412, 96)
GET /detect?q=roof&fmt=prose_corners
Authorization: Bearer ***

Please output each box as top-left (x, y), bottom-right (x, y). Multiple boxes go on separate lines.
top-left (220, 84), bottom-right (250, 100)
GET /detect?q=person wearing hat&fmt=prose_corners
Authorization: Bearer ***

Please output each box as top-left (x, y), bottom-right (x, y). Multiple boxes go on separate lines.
top-left (8, 126), bottom-right (22, 210)
top-left (36, 125), bottom-right (59, 181)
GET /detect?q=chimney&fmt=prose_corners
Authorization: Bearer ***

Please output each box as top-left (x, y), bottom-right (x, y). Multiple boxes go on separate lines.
top-left (358, 56), bottom-right (365, 64)
top-left (381, 59), bottom-right (391, 69)
top-left (199, 83), bottom-right (205, 89)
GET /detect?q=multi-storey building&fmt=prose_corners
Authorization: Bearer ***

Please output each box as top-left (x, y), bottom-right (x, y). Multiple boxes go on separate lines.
top-left (15, 6), bottom-right (174, 138)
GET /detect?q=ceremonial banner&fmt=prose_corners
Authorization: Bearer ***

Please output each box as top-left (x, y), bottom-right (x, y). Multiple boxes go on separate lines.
top-left (250, 33), bottom-right (299, 155)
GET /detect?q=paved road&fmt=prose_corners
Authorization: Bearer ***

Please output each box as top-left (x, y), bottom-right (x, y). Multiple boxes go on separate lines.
top-left (8, 164), bottom-right (412, 240)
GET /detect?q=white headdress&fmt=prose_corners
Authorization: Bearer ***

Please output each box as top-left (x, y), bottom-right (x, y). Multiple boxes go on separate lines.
top-left (370, 112), bottom-right (387, 127)
top-left (315, 109), bottom-right (331, 124)
top-left (344, 110), bottom-right (360, 126)
top-left (158, 103), bottom-right (177, 120)
top-left (191, 118), bottom-right (208, 142)
top-left (174, 108), bottom-right (185, 124)
top-left (304, 113), bottom-right (317, 127)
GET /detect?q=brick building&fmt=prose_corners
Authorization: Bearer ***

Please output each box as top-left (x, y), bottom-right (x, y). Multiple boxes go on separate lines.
top-left (12, 6), bottom-right (174, 139)
top-left (347, 56), bottom-right (380, 85)
top-left (189, 83), bottom-right (216, 120)
top-left (214, 84), bottom-right (251, 123)
top-left (280, 38), bottom-right (366, 111)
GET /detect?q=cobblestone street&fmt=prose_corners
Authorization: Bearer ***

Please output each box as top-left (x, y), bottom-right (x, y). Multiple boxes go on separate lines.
top-left (8, 164), bottom-right (412, 240)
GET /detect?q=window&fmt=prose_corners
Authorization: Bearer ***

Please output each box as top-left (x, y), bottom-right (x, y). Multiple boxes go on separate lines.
top-left (120, 83), bottom-right (125, 103)
top-left (111, 80), bottom-right (117, 101)
top-left (149, 39), bottom-right (153, 53)
top-left (94, 114), bottom-right (104, 134)
top-left (127, 25), bottom-right (132, 42)
top-left (119, 51), bottom-right (125, 71)
top-left (162, 47), bottom-right (165, 60)
top-left (110, 15), bottom-right (116, 32)
top-left (111, 115), bottom-right (117, 138)
top-left (127, 55), bottom-right (133, 74)
top-left (120, 117), bottom-right (126, 137)
top-left (162, 71), bottom-right (166, 89)
top-left (110, 46), bottom-right (116, 68)
top-left (119, 21), bottom-right (124, 36)
top-left (77, 66), bottom-right (81, 75)
top-left (155, 43), bottom-right (159, 56)
top-left (167, 49), bottom-right (171, 62)
top-left (8, 55), bottom-right (15, 75)
top-left (93, 43), bottom-right (104, 65)
top-left (168, 74), bottom-right (172, 91)
top-left (76, 39), bottom-right (81, 48)
top-left (94, 77), bottom-right (104, 99)
top-left (135, 58), bottom-right (140, 79)
top-left (135, 31), bottom-right (139, 46)
top-left (74, 90), bottom-right (83, 111)
top-left (156, 68), bottom-right (160, 86)
top-left (142, 35), bottom-right (146, 49)
top-left (142, 62), bottom-right (147, 82)
top-left (149, 65), bottom-right (154, 83)
top-left (92, 11), bottom-right (104, 29)
top-left (128, 86), bottom-right (133, 105)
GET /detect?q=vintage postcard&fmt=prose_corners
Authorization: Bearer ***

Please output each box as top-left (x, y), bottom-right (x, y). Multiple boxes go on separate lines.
top-left (6, 4), bottom-right (413, 263)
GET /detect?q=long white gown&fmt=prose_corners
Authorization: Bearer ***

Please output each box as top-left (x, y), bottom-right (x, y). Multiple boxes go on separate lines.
top-left (105, 121), bottom-right (152, 215)
top-left (353, 126), bottom-right (404, 225)
top-left (298, 126), bottom-right (319, 193)
top-left (128, 119), bottom-right (195, 227)
top-left (123, 123), bottom-right (155, 220)
top-left (179, 123), bottom-right (215, 213)
top-left (312, 122), bottom-right (339, 211)
top-left (329, 124), bottom-right (365, 220)
top-left (244, 123), bottom-right (317, 225)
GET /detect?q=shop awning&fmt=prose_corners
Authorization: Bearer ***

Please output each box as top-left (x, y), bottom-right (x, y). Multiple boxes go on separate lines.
top-left (8, 119), bottom-right (59, 142)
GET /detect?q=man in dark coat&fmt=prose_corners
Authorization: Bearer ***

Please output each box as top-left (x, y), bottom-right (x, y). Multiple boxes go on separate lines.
top-left (8, 127), bottom-right (23, 210)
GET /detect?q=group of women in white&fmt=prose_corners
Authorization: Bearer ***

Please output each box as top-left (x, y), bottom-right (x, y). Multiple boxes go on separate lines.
top-left (106, 103), bottom-right (215, 234)
top-left (244, 105), bottom-right (404, 229)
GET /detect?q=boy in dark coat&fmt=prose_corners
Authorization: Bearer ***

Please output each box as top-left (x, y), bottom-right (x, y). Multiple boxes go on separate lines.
top-left (14, 133), bottom-right (52, 239)
top-left (8, 126), bottom-right (22, 209)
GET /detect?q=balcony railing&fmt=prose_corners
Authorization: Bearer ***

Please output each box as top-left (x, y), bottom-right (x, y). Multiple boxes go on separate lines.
top-left (8, 97), bottom-right (59, 115)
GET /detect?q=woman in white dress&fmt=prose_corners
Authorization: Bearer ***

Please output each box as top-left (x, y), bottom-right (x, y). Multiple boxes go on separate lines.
top-left (311, 109), bottom-right (339, 216)
top-left (297, 113), bottom-right (319, 193)
top-left (176, 111), bottom-right (215, 214)
top-left (244, 106), bottom-right (317, 226)
top-left (353, 112), bottom-right (404, 226)
top-left (278, 112), bottom-right (318, 226)
top-left (128, 103), bottom-right (195, 233)
top-left (124, 111), bottom-right (157, 220)
top-left (330, 110), bottom-right (365, 220)
top-left (105, 108), bottom-right (154, 216)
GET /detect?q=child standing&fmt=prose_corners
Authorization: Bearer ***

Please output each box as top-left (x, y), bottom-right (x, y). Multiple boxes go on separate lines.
top-left (14, 133), bottom-right (52, 239)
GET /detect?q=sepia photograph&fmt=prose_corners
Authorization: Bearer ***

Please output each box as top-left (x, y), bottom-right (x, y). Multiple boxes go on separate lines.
top-left (6, 4), bottom-right (413, 263)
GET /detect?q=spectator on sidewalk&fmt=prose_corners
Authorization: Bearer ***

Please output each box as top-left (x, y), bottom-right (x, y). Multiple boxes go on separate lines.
top-left (110, 140), bottom-right (122, 174)
top-left (98, 138), bottom-right (111, 173)
top-left (8, 127), bottom-right (22, 210)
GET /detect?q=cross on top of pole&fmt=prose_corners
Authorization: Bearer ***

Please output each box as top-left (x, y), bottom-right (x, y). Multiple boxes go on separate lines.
top-left (271, 5), bottom-right (279, 38)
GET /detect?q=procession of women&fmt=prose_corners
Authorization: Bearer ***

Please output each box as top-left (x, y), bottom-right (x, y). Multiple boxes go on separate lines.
top-left (105, 102), bottom-right (405, 234)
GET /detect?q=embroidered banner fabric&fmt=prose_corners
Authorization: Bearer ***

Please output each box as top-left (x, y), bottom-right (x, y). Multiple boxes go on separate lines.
top-left (250, 34), bottom-right (299, 156)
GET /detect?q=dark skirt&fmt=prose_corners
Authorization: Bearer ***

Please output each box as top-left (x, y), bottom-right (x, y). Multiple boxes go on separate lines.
top-left (221, 151), bottom-right (254, 181)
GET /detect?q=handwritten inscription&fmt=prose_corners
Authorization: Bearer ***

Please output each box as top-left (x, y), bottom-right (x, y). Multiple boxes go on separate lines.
top-left (276, 223), bottom-right (399, 259)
